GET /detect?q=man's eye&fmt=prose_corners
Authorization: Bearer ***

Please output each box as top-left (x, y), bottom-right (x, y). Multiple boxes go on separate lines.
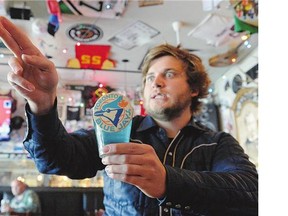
top-left (165, 72), bottom-right (175, 78)
top-left (146, 76), bottom-right (154, 82)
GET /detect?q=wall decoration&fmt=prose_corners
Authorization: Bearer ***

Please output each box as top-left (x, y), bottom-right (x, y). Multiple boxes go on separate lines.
top-left (57, 89), bottom-right (83, 124)
top-left (219, 104), bottom-right (237, 138)
top-left (108, 21), bottom-right (160, 50)
top-left (231, 74), bottom-right (243, 93)
top-left (138, 0), bottom-right (163, 7)
top-left (67, 23), bottom-right (103, 42)
top-left (187, 13), bottom-right (234, 47)
top-left (75, 44), bottom-right (111, 69)
top-left (0, 90), bottom-right (17, 113)
top-left (66, 106), bottom-right (81, 121)
top-left (194, 103), bottom-right (220, 132)
top-left (101, 59), bottom-right (116, 70)
top-left (57, 0), bottom-right (128, 19)
top-left (224, 81), bottom-right (230, 91)
top-left (0, 96), bottom-right (12, 141)
top-left (66, 84), bottom-right (115, 116)
top-left (66, 58), bottom-right (81, 68)
top-left (209, 32), bottom-right (257, 67)
top-left (46, 0), bottom-right (62, 36)
top-left (9, 6), bottom-right (33, 20)
top-left (232, 87), bottom-right (258, 166)
top-left (233, 0), bottom-right (258, 33)
top-left (47, 14), bottom-right (60, 36)
top-left (246, 63), bottom-right (258, 81)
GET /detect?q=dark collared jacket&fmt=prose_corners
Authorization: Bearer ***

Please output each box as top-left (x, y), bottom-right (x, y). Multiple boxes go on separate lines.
top-left (23, 104), bottom-right (258, 216)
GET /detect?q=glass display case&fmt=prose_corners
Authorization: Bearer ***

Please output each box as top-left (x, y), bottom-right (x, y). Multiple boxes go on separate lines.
top-left (0, 126), bottom-right (104, 188)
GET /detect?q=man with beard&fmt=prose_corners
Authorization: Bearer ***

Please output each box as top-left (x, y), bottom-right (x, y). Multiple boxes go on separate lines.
top-left (0, 16), bottom-right (257, 216)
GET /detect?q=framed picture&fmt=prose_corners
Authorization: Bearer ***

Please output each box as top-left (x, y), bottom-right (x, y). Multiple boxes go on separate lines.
top-left (232, 88), bottom-right (258, 167)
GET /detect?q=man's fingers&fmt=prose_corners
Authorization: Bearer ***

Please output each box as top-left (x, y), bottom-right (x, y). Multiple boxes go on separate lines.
top-left (22, 54), bottom-right (55, 72)
top-left (0, 16), bottom-right (40, 57)
top-left (105, 164), bottom-right (150, 176)
top-left (102, 154), bottom-right (146, 165)
top-left (7, 71), bottom-right (35, 92)
top-left (103, 143), bottom-right (153, 155)
top-left (8, 56), bottom-right (23, 76)
top-left (0, 30), bottom-right (22, 58)
top-left (8, 54), bottom-right (54, 75)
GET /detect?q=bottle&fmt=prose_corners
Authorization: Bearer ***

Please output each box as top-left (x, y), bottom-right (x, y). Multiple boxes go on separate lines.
top-left (1, 193), bottom-right (10, 214)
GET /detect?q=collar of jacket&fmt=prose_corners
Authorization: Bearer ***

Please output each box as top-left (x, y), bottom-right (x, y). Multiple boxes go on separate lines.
top-left (135, 115), bottom-right (207, 133)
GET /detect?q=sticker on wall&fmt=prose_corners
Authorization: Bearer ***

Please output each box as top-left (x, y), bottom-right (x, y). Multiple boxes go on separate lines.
top-left (67, 23), bottom-right (103, 42)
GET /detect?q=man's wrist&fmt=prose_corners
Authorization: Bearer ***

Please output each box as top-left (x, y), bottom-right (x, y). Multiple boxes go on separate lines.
top-left (28, 97), bottom-right (57, 115)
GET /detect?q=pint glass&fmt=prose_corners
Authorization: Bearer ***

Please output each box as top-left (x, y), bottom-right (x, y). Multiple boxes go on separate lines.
top-left (92, 92), bottom-right (134, 158)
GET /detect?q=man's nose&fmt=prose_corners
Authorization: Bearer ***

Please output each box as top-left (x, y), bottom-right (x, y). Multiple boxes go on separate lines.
top-left (152, 75), bottom-right (164, 88)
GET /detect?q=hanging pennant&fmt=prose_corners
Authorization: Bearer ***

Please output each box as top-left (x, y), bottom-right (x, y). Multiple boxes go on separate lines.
top-left (46, 0), bottom-right (62, 36)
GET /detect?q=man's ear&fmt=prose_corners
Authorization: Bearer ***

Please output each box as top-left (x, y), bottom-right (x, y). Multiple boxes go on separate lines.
top-left (191, 90), bottom-right (199, 97)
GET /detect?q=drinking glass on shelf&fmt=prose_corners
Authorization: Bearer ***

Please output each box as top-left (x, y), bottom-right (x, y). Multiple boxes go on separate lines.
top-left (0, 196), bottom-right (10, 214)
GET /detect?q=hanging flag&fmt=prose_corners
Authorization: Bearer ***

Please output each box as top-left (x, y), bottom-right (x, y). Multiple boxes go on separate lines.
top-left (46, 0), bottom-right (62, 22)
top-left (46, 0), bottom-right (62, 36)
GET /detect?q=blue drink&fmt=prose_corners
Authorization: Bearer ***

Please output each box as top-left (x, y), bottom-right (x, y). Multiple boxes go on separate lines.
top-left (92, 92), bottom-right (134, 158)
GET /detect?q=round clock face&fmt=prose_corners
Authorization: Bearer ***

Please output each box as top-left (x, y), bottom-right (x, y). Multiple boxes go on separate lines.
top-left (67, 24), bottom-right (103, 42)
top-left (232, 74), bottom-right (243, 93)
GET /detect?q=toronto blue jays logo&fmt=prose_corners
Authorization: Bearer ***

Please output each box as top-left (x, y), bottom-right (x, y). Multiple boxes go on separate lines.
top-left (93, 93), bottom-right (133, 132)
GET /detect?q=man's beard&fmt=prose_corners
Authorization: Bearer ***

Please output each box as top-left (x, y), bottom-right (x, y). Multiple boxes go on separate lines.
top-left (144, 96), bottom-right (191, 121)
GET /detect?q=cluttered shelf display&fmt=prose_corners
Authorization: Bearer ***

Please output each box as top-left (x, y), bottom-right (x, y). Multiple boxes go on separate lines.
top-left (0, 154), bottom-right (104, 188)
top-left (0, 109), bottom-right (104, 188)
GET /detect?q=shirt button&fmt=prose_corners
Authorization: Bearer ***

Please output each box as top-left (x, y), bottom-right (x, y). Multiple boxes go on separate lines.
top-left (184, 206), bottom-right (191, 210)
top-left (164, 207), bottom-right (169, 212)
top-left (166, 202), bottom-right (172, 206)
top-left (168, 152), bottom-right (173, 156)
top-left (175, 204), bottom-right (181, 208)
